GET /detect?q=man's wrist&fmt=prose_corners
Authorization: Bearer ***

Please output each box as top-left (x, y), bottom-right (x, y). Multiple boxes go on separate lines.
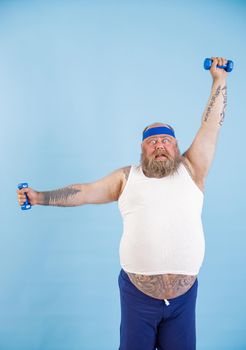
top-left (212, 77), bottom-right (227, 85)
top-left (37, 192), bottom-right (44, 205)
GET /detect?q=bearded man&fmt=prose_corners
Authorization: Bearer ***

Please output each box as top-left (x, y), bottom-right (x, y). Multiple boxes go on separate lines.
top-left (17, 57), bottom-right (228, 350)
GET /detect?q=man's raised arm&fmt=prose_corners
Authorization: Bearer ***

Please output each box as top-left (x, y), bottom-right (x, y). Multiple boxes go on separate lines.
top-left (183, 57), bottom-right (228, 189)
top-left (17, 167), bottom-right (130, 208)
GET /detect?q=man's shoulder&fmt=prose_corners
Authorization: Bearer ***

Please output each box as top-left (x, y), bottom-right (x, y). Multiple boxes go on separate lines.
top-left (117, 165), bottom-right (134, 197)
top-left (121, 166), bottom-right (132, 181)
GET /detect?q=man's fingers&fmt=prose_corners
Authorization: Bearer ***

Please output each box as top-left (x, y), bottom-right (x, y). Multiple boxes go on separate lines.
top-left (17, 188), bottom-right (29, 205)
top-left (17, 188), bottom-right (29, 194)
top-left (18, 194), bottom-right (27, 203)
top-left (211, 57), bottom-right (218, 68)
top-left (222, 57), bottom-right (227, 66)
top-left (211, 57), bottom-right (228, 67)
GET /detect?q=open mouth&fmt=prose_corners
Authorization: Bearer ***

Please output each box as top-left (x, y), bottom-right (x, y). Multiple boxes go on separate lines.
top-left (155, 154), bottom-right (167, 160)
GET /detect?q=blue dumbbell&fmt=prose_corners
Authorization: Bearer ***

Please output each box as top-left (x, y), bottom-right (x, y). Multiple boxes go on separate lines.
top-left (18, 183), bottom-right (32, 210)
top-left (204, 58), bottom-right (234, 72)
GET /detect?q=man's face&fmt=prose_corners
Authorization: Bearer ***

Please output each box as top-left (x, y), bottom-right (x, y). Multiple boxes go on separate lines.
top-left (141, 134), bottom-right (182, 178)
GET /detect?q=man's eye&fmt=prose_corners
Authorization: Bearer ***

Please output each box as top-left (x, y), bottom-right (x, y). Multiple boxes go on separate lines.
top-left (162, 139), bottom-right (170, 143)
top-left (150, 140), bottom-right (157, 145)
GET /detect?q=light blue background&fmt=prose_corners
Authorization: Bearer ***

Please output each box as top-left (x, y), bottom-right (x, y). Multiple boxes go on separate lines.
top-left (1, 1), bottom-right (245, 349)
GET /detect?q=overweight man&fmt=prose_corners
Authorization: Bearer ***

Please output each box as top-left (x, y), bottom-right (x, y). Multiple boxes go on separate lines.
top-left (17, 57), bottom-right (228, 350)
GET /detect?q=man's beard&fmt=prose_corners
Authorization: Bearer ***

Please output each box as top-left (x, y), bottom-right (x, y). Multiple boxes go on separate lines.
top-left (141, 150), bottom-right (182, 178)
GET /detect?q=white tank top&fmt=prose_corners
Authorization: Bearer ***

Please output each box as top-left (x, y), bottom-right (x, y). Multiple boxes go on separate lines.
top-left (118, 163), bottom-right (205, 275)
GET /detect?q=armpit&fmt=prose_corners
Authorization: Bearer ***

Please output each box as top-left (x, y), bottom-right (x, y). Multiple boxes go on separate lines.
top-left (181, 155), bottom-right (194, 179)
top-left (181, 155), bottom-right (205, 193)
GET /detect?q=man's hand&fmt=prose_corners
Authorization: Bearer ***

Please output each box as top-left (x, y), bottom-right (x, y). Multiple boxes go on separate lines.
top-left (209, 56), bottom-right (228, 81)
top-left (17, 187), bottom-right (40, 207)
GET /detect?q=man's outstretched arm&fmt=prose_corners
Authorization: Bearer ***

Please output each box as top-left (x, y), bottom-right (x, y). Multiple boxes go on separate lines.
top-left (17, 167), bottom-right (130, 207)
top-left (183, 57), bottom-right (228, 189)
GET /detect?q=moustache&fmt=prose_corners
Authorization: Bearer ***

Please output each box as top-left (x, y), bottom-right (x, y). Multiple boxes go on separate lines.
top-left (153, 150), bottom-right (170, 159)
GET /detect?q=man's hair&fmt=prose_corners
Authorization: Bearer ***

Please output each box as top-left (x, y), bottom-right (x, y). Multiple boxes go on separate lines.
top-left (142, 123), bottom-right (175, 134)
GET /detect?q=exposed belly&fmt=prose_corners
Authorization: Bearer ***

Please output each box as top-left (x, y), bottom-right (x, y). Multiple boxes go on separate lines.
top-left (127, 272), bottom-right (197, 299)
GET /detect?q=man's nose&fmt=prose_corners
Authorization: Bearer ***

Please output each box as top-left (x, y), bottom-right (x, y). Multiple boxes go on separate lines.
top-left (156, 141), bottom-right (165, 149)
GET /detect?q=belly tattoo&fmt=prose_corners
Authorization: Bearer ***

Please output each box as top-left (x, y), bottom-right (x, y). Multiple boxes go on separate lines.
top-left (127, 272), bottom-right (197, 299)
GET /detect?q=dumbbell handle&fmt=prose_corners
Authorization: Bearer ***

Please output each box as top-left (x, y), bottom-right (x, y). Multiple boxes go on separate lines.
top-left (18, 183), bottom-right (32, 210)
top-left (204, 58), bottom-right (234, 72)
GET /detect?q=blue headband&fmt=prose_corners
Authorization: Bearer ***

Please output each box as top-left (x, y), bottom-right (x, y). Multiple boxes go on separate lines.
top-left (142, 126), bottom-right (176, 141)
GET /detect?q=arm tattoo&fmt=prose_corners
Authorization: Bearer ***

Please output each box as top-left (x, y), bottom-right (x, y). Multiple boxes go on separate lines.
top-left (204, 85), bottom-right (221, 122)
top-left (123, 167), bottom-right (130, 181)
top-left (42, 186), bottom-right (81, 206)
top-left (219, 85), bottom-right (227, 126)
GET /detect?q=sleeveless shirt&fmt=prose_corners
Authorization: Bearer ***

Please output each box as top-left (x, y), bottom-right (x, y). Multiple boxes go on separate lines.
top-left (118, 163), bottom-right (205, 275)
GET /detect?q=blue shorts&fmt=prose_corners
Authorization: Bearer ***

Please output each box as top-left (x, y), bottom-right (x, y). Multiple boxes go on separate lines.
top-left (118, 269), bottom-right (198, 350)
